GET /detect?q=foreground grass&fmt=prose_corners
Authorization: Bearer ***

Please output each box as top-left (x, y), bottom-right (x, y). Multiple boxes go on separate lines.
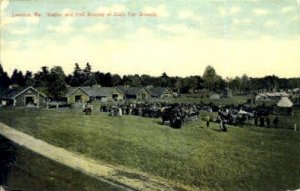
top-left (0, 136), bottom-right (123, 191)
top-left (1, 108), bottom-right (300, 190)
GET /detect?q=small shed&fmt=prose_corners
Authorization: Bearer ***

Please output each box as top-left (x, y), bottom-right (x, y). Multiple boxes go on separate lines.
top-left (0, 86), bottom-right (47, 107)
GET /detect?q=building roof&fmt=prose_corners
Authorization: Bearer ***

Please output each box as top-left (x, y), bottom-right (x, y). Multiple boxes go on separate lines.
top-left (66, 86), bottom-right (121, 97)
top-left (146, 87), bottom-right (171, 97)
top-left (0, 86), bottom-right (46, 99)
top-left (117, 86), bottom-right (148, 96)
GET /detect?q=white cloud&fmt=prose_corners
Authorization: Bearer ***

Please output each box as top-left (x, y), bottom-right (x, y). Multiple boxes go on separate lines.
top-left (281, 6), bottom-right (293, 13)
top-left (96, 4), bottom-right (126, 13)
top-left (46, 18), bottom-right (74, 34)
top-left (25, 16), bottom-right (40, 25)
top-left (244, 30), bottom-right (258, 37)
top-left (179, 10), bottom-right (204, 22)
top-left (265, 20), bottom-right (278, 28)
top-left (291, 15), bottom-right (300, 22)
top-left (10, 28), bottom-right (31, 35)
top-left (179, 10), bottom-right (194, 19)
top-left (2, 40), bottom-right (21, 49)
top-left (143, 5), bottom-right (168, 18)
top-left (229, 7), bottom-right (241, 15)
top-left (219, 6), bottom-right (241, 16)
top-left (158, 24), bottom-right (200, 36)
top-left (1, 14), bottom-right (20, 27)
top-left (84, 23), bottom-right (110, 34)
top-left (233, 18), bottom-right (253, 25)
top-left (253, 8), bottom-right (270, 16)
top-left (0, 0), bottom-right (9, 11)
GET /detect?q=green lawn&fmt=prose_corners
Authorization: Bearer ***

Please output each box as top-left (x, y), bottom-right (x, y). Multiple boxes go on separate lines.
top-left (1, 108), bottom-right (300, 190)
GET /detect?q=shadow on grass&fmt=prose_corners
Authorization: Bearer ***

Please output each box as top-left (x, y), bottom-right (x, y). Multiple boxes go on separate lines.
top-left (0, 135), bottom-right (124, 191)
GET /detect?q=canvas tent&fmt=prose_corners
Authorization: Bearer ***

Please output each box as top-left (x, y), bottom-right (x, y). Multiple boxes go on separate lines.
top-left (277, 97), bottom-right (293, 108)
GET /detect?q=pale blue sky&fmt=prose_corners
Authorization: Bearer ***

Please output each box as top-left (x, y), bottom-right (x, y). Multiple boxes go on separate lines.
top-left (1, 0), bottom-right (300, 77)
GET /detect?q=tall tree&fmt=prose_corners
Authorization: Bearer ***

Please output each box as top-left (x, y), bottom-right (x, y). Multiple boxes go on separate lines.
top-left (83, 62), bottom-right (96, 86)
top-left (34, 66), bottom-right (50, 88)
top-left (160, 72), bottom-right (172, 87)
top-left (103, 73), bottom-right (112, 87)
top-left (0, 64), bottom-right (10, 89)
top-left (202, 65), bottom-right (218, 91)
top-left (24, 71), bottom-right (35, 86)
top-left (47, 66), bottom-right (68, 100)
top-left (112, 74), bottom-right (122, 86)
top-left (10, 69), bottom-right (25, 86)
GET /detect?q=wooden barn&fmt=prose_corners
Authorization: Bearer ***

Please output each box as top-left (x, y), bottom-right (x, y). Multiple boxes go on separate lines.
top-left (65, 86), bottom-right (125, 104)
top-left (0, 86), bottom-right (47, 107)
top-left (146, 87), bottom-right (173, 99)
top-left (118, 87), bottom-right (151, 100)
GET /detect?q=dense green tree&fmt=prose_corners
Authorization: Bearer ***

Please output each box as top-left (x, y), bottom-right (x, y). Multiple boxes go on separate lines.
top-left (0, 64), bottom-right (10, 89)
top-left (160, 72), bottom-right (172, 87)
top-left (11, 69), bottom-right (25, 86)
top-left (24, 71), bottom-right (35, 86)
top-left (34, 66), bottom-right (50, 88)
top-left (112, 74), bottom-right (122, 86)
top-left (202, 65), bottom-right (223, 92)
top-left (103, 73), bottom-right (113, 87)
top-left (47, 66), bottom-right (68, 100)
top-left (140, 74), bottom-right (153, 86)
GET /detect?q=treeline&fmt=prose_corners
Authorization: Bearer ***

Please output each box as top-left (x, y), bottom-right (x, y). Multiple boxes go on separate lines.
top-left (0, 63), bottom-right (300, 99)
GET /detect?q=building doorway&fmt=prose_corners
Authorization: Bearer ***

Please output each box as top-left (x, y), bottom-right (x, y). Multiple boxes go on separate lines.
top-left (75, 95), bottom-right (82, 102)
top-left (25, 96), bottom-right (35, 105)
top-left (112, 94), bottom-right (118, 101)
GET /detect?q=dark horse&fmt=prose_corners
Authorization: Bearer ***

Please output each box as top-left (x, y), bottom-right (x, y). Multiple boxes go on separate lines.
top-left (83, 107), bottom-right (92, 115)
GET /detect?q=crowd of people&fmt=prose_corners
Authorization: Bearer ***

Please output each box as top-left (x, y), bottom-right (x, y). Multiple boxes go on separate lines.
top-left (82, 101), bottom-right (280, 130)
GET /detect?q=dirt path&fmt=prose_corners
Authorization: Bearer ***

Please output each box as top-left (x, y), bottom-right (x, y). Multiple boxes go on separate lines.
top-left (0, 122), bottom-right (197, 191)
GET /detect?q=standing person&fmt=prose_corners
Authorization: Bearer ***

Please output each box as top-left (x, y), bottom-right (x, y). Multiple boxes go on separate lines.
top-left (119, 107), bottom-right (123, 116)
top-left (273, 117), bottom-right (279, 129)
top-left (259, 117), bottom-right (265, 127)
top-left (205, 116), bottom-right (210, 128)
top-left (254, 116), bottom-right (258, 127)
top-left (266, 116), bottom-right (270, 128)
top-left (222, 120), bottom-right (227, 132)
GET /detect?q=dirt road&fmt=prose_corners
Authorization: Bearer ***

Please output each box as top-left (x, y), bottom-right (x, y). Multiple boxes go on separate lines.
top-left (0, 122), bottom-right (196, 191)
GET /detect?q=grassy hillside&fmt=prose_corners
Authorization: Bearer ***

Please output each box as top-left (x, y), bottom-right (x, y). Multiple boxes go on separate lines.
top-left (0, 108), bottom-right (300, 190)
top-left (0, 136), bottom-right (123, 191)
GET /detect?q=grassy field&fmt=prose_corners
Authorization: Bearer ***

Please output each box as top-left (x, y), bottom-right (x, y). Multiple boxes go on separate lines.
top-left (0, 136), bottom-right (123, 191)
top-left (0, 108), bottom-right (300, 190)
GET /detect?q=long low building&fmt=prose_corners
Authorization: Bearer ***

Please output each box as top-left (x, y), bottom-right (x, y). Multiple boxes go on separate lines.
top-left (65, 86), bottom-right (125, 104)
top-left (65, 86), bottom-right (174, 104)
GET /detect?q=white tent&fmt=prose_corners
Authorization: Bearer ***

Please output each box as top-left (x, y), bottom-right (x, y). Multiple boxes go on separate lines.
top-left (277, 97), bottom-right (293, 108)
top-left (210, 94), bottom-right (220, 100)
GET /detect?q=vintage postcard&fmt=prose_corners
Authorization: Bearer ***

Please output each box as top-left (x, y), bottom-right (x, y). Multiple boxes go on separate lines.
top-left (0, 0), bottom-right (300, 190)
